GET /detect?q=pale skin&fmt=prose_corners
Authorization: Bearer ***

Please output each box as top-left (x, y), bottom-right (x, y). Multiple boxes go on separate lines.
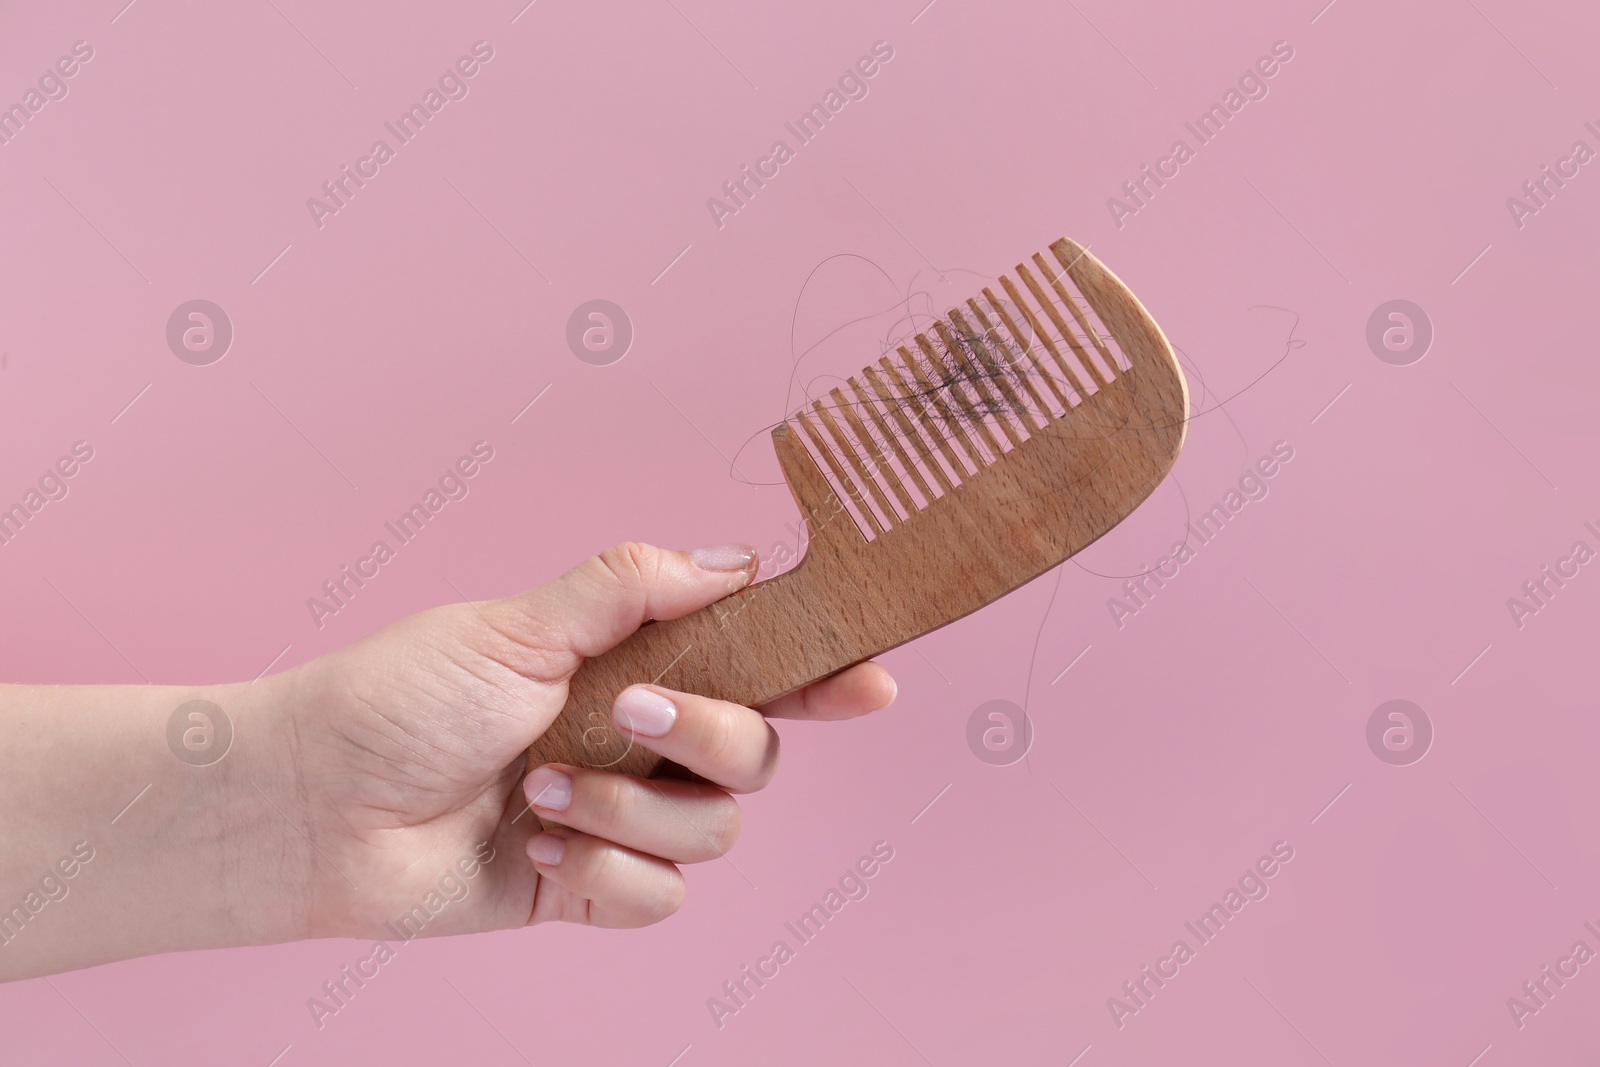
top-left (0, 542), bottom-right (897, 982)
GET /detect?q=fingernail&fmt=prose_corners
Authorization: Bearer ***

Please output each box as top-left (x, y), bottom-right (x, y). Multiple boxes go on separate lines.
top-left (878, 675), bottom-right (899, 710)
top-left (690, 544), bottom-right (756, 572)
top-left (524, 766), bottom-right (573, 813)
top-left (528, 834), bottom-right (565, 866)
top-left (613, 686), bottom-right (677, 737)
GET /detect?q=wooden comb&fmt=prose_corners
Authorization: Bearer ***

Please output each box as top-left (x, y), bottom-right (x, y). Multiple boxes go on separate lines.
top-left (524, 237), bottom-right (1187, 783)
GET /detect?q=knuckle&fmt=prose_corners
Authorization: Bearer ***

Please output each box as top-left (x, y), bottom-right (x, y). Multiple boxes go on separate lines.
top-left (644, 873), bottom-right (686, 925)
top-left (574, 837), bottom-right (618, 887)
top-left (704, 799), bottom-right (742, 856)
top-left (584, 773), bottom-right (635, 839)
top-left (595, 542), bottom-right (659, 592)
top-left (697, 706), bottom-right (744, 772)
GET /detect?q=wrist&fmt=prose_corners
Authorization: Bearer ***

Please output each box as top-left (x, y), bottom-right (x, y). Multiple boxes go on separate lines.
top-left (99, 671), bottom-right (320, 954)
top-left (0, 673), bottom-right (316, 979)
top-left (201, 669), bottom-right (319, 946)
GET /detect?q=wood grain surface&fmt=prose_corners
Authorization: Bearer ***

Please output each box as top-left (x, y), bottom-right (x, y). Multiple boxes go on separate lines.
top-left (523, 237), bottom-right (1188, 790)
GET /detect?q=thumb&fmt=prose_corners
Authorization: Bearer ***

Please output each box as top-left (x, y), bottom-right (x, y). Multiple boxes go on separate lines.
top-left (489, 542), bottom-right (758, 683)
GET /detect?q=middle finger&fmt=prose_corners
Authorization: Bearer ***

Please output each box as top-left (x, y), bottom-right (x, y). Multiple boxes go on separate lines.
top-left (609, 684), bottom-right (781, 793)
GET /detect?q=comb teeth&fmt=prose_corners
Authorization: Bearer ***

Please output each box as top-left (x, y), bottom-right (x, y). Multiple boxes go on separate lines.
top-left (790, 242), bottom-right (1134, 541)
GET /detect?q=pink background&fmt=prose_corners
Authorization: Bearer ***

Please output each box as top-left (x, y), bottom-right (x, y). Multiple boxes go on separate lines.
top-left (2, 0), bottom-right (1598, 1063)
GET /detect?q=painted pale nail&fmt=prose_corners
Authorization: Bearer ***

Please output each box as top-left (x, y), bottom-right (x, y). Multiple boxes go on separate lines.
top-left (528, 834), bottom-right (566, 866)
top-left (690, 544), bottom-right (756, 572)
top-left (613, 686), bottom-right (677, 737)
top-left (524, 766), bottom-right (573, 812)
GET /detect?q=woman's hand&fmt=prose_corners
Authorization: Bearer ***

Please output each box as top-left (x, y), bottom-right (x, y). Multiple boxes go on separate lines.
top-left (0, 541), bottom-right (894, 981)
top-left (280, 542), bottom-right (896, 941)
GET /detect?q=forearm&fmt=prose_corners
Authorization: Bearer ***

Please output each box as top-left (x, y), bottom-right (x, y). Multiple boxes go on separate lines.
top-left (0, 674), bottom-right (312, 981)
